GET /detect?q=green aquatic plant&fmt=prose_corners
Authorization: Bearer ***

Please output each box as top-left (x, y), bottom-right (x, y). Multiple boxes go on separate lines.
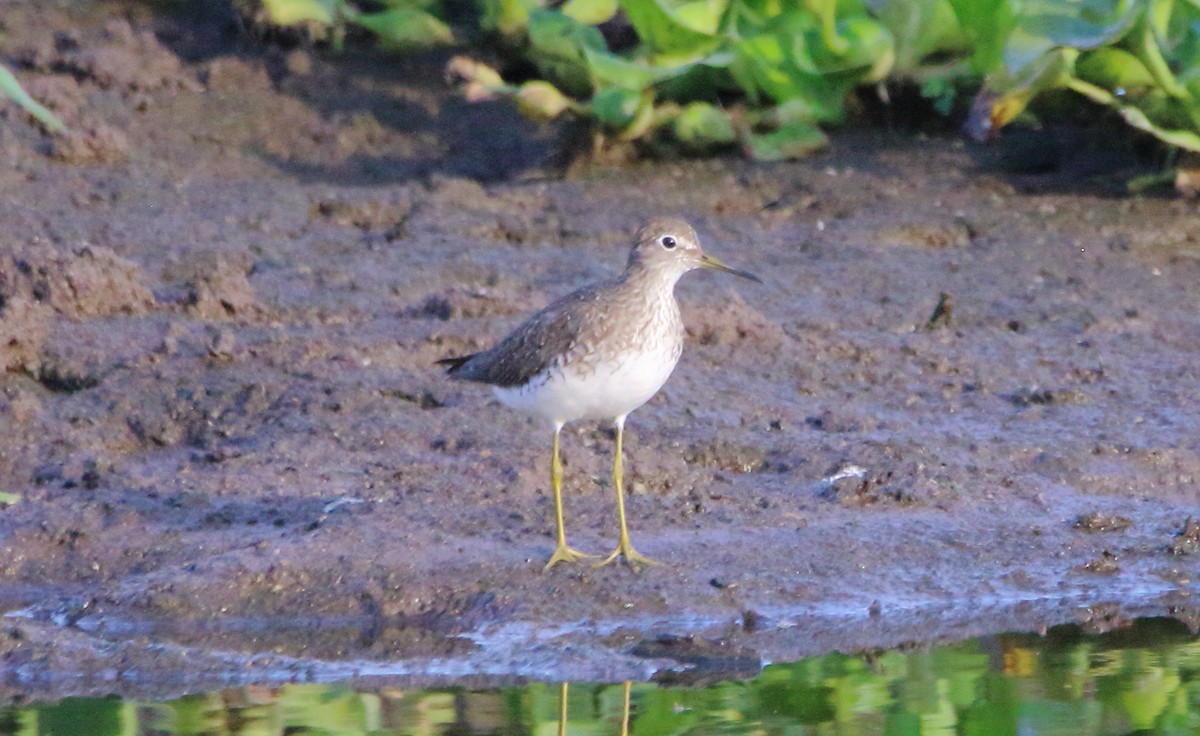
top-left (968, 0), bottom-right (1200, 153)
top-left (453, 0), bottom-right (908, 159)
top-left (255, 0), bottom-right (1200, 162)
top-left (254, 0), bottom-right (454, 50)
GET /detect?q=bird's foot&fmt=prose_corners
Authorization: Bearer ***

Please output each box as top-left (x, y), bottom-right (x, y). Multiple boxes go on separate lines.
top-left (544, 544), bottom-right (598, 570)
top-left (596, 540), bottom-right (660, 570)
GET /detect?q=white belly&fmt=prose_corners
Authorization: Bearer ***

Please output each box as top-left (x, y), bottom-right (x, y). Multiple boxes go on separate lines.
top-left (494, 344), bottom-right (680, 425)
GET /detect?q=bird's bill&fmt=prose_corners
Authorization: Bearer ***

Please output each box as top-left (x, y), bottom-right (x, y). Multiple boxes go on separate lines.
top-left (699, 253), bottom-right (762, 283)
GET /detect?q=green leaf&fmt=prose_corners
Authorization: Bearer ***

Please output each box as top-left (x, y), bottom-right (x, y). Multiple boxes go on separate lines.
top-left (672, 0), bottom-right (727, 34)
top-left (673, 101), bottom-right (737, 147)
top-left (1074, 47), bottom-right (1155, 95)
top-left (0, 492), bottom-right (20, 506)
top-left (562, 0), bottom-right (618, 24)
top-left (1002, 24), bottom-right (1057, 76)
top-left (1021, 9), bottom-right (1136, 50)
top-left (867, 0), bottom-right (966, 72)
top-left (959, 3), bottom-right (1019, 68)
top-left (1135, 12), bottom-right (1190, 98)
top-left (747, 120), bottom-right (827, 160)
top-left (732, 0), bottom-right (787, 21)
top-left (582, 46), bottom-right (725, 93)
top-left (0, 65), bottom-right (66, 134)
top-left (476, 0), bottom-right (545, 34)
top-left (802, 16), bottom-right (895, 79)
top-left (733, 24), bottom-right (868, 121)
top-left (771, 96), bottom-right (823, 124)
top-left (351, 7), bottom-right (454, 49)
top-left (617, 90), bottom-right (658, 139)
top-left (260, 0), bottom-right (338, 25)
top-left (946, 0), bottom-right (1018, 72)
top-left (583, 48), bottom-right (670, 89)
top-left (448, 55), bottom-right (506, 88)
top-left (1061, 76), bottom-right (1200, 151)
top-left (657, 58), bottom-right (736, 100)
top-left (529, 10), bottom-right (607, 95)
top-left (728, 54), bottom-right (762, 105)
top-left (591, 87), bottom-right (644, 128)
top-left (1004, 0), bottom-right (1141, 74)
top-left (1164, 4), bottom-right (1200, 80)
top-left (733, 60), bottom-right (828, 115)
top-left (516, 80), bottom-right (574, 119)
top-left (734, 31), bottom-right (796, 94)
top-left (620, 0), bottom-right (723, 54)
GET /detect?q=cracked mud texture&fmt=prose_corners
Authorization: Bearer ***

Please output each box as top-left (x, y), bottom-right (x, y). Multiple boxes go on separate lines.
top-left (0, 0), bottom-right (1198, 701)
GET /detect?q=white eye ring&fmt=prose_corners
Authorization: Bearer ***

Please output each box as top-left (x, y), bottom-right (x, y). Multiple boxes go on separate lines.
top-left (660, 235), bottom-right (677, 249)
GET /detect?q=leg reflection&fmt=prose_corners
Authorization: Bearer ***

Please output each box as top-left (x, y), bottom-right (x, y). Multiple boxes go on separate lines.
top-left (556, 680), bottom-right (634, 736)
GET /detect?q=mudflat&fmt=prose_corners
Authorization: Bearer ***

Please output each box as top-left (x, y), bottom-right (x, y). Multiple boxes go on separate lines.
top-left (0, 0), bottom-right (1197, 701)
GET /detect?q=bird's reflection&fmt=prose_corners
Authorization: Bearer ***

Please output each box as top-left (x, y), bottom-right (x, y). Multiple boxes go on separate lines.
top-left (559, 681), bottom-right (633, 736)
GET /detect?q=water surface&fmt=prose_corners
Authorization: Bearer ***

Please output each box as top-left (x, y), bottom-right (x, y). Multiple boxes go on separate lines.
top-left (5, 618), bottom-right (1198, 735)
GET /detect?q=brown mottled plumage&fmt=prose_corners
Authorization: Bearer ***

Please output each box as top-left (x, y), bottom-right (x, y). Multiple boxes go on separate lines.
top-left (437, 276), bottom-right (636, 389)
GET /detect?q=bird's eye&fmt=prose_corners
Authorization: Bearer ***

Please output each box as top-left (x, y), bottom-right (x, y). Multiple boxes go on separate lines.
top-left (660, 235), bottom-right (677, 249)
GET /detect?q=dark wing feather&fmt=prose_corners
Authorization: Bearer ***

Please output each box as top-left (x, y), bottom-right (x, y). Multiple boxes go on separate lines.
top-left (436, 355), bottom-right (474, 372)
top-left (438, 280), bottom-right (615, 387)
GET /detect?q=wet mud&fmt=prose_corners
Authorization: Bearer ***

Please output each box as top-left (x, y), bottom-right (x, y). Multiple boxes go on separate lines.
top-left (1, 0), bottom-right (1198, 701)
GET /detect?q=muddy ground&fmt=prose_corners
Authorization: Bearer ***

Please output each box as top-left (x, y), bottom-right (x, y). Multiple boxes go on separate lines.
top-left (1, 0), bottom-right (1198, 702)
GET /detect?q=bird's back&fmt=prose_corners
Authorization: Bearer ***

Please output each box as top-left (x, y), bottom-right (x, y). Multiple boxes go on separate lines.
top-left (441, 277), bottom-right (623, 388)
top-left (443, 272), bottom-right (684, 385)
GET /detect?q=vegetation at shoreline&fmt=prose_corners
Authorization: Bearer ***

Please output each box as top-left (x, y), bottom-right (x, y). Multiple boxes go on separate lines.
top-left (248, 0), bottom-right (1200, 162)
top-left (6, 0), bottom-right (1200, 165)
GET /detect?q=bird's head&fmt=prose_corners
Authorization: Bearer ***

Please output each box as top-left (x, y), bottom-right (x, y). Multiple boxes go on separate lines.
top-left (627, 217), bottom-right (761, 285)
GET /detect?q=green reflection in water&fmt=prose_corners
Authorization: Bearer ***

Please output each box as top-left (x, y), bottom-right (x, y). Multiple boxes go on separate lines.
top-left (3, 618), bottom-right (1199, 736)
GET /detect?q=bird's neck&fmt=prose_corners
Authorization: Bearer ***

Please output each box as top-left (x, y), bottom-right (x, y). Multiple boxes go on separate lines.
top-left (620, 263), bottom-right (682, 299)
top-left (614, 266), bottom-right (683, 339)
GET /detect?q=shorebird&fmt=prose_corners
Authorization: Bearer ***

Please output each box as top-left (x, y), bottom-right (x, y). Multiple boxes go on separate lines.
top-left (439, 217), bottom-right (760, 569)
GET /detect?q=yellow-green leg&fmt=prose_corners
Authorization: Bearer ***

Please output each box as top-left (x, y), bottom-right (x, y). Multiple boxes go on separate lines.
top-left (558, 682), bottom-right (568, 736)
top-left (620, 680), bottom-right (631, 736)
top-left (599, 416), bottom-right (660, 569)
top-left (545, 423), bottom-right (596, 570)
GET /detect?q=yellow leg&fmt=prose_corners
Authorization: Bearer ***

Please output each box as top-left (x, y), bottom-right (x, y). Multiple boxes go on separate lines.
top-left (598, 417), bottom-right (660, 569)
top-left (558, 682), bottom-right (568, 736)
top-left (545, 423), bottom-right (596, 570)
top-left (620, 680), bottom-right (631, 736)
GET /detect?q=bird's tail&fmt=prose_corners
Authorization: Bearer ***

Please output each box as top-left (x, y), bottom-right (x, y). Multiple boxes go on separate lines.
top-left (436, 355), bottom-right (473, 375)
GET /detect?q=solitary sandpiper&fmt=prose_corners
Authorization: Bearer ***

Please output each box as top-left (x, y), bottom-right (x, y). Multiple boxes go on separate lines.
top-left (438, 217), bottom-right (760, 570)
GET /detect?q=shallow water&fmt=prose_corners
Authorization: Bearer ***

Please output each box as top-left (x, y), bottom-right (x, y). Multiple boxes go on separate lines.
top-left (5, 618), bottom-right (1197, 736)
